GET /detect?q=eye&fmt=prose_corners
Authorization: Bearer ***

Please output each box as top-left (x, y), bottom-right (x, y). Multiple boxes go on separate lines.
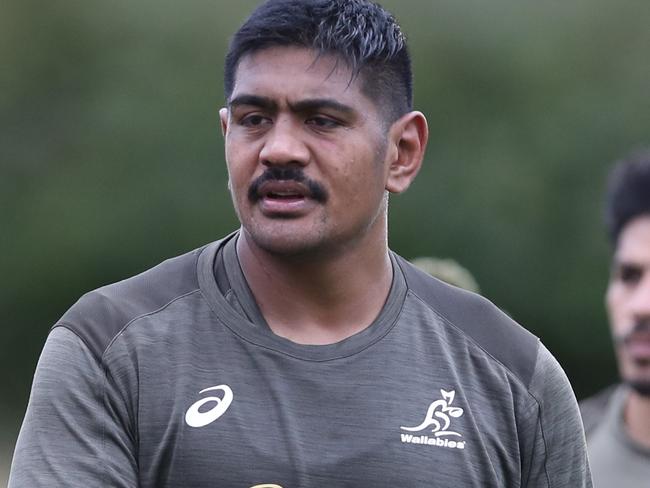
top-left (617, 264), bottom-right (643, 286)
top-left (240, 114), bottom-right (271, 127)
top-left (306, 116), bottom-right (341, 129)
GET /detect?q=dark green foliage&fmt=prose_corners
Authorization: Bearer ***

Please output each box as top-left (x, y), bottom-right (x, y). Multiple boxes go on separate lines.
top-left (2, 0), bottom-right (649, 438)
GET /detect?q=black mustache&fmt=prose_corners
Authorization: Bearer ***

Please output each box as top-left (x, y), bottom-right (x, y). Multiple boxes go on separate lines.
top-left (247, 166), bottom-right (328, 203)
top-left (615, 319), bottom-right (650, 344)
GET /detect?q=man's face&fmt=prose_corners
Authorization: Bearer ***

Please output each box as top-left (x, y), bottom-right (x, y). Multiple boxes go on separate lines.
top-left (606, 214), bottom-right (650, 393)
top-left (220, 46), bottom-right (394, 257)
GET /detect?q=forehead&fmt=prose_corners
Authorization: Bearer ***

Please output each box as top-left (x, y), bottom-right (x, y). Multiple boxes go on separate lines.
top-left (615, 215), bottom-right (650, 264)
top-left (230, 46), bottom-right (371, 107)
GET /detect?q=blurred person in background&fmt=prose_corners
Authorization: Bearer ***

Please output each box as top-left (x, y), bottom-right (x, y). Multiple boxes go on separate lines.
top-left (9, 0), bottom-right (591, 486)
top-left (580, 149), bottom-right (650, 486)
top-left (409, 256), bottom-right (480, 293)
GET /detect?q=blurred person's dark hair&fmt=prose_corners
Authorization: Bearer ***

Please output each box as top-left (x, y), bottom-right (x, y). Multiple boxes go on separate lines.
top-left (223, 0), bottom-right (412, 124)
top-left (605, 148), bottom-right (650, 245)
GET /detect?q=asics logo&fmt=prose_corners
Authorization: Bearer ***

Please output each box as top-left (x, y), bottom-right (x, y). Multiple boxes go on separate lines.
top-left (185, 385), bottom-right (234, 428)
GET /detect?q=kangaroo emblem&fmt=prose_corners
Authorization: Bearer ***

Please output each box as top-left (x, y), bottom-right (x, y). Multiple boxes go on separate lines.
top-left (400, 389), bottom-right (464, 437)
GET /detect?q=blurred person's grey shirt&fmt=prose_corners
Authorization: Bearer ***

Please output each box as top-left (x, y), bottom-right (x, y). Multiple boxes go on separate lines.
top-left (581, 385), bottom-right (650, 487)
top-left (9, 233), bottom-right (591, 487)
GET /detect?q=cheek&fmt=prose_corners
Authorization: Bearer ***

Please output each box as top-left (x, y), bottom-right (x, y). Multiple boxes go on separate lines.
top-left (225, 163), bottom-right (240, 189)
top-left (224, 167), bottom-right (250, 210)
top-left (606, 285), bottom-right (629, 335)
top-left (336, 165), bottom-right (384, 206)
top-left (225, 144), bottom-right (256, 186)
top-left (337, 152), bottom-right (386, 188)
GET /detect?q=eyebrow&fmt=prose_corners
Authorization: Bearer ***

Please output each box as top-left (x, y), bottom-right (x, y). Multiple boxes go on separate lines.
top-left (289, 98), bottom-right (356, 116)
top-left (228, 94), bottom-right (277, 111)
top-left (613, 257), bottom-right (649, 267)
top-left (228, 94), bottom-right (355, 117)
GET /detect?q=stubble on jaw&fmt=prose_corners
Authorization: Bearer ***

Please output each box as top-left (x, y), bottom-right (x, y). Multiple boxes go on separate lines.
top-left (615, 320), bottom-right (650, 396)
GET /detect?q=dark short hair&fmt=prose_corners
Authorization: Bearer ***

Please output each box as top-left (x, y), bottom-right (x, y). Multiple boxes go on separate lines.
top-left (224, 0), bottom-right (412, 123)
top-left (605, 148), bottom-right (650, 244)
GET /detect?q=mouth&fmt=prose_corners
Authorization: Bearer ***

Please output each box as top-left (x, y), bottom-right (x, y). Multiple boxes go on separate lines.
top-left (247, 167), bottom-right (328, 217)
top-left (255, 180), bottom-right (315, 216)
top-left (624, 334), bottom-right (650, 362)
top-left (261, 181), bottom-right (308, 200)
top-left (618, 327), bottom-right (650, 365)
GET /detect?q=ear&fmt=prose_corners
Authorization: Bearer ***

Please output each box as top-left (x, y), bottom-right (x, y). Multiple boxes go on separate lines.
top-left (219, 107), bottom-right (229, 136)
top-left (384, 111), bottom-right (428, 194)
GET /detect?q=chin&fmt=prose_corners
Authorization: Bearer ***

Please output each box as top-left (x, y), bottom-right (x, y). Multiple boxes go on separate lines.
top-left (244, 226), bottom-right (329, 257)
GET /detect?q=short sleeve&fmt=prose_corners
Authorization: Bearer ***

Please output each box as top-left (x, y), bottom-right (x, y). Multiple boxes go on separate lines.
top-left (522, 343), bottom-right (593, 487)
top-left (8, 326), bottom-right (138, 487)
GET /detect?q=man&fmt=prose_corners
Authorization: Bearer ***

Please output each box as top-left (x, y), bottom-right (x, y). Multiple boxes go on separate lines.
top-left (9, 1), bottom-right (591, 486)
top-left (580, 150), bottom-right (650, 486)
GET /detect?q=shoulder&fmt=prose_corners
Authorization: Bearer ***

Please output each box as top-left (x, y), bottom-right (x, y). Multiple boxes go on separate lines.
top-left (395, 254), bottom-right (540, 389)
top-left (579, 384), bottom-right (621, 436)
top-left (55, 243), bottom-right (212, 362)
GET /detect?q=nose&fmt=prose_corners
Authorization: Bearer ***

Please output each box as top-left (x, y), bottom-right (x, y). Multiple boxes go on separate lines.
top-left (630, 271), bottom-right (650, 320)
top-left (259, 117), bottom-right (310, 167)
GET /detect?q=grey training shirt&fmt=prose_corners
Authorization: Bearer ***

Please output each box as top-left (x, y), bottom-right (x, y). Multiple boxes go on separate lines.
top-left (9, 234), bottom-right (592, 487)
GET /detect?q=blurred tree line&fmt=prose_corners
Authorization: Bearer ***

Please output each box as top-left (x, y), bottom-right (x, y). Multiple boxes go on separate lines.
top-left (2, 0), bottom-right (650, 441)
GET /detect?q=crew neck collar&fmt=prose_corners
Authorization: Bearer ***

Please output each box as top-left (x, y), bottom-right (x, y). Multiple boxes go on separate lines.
top-left (197, 233), bottom-right (408, 362)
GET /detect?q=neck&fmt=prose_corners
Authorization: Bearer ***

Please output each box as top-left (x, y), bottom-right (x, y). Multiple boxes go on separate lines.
top-left (236, 227), bottom-right (393, 345)
top-left (625, 389), bottom-right (650, 448)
